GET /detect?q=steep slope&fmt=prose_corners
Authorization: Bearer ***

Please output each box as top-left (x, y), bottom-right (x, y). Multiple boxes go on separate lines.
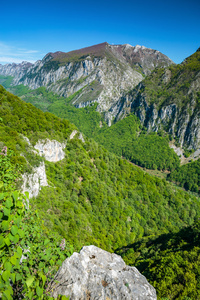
top-left (112, 47), bottom-right (200, 151)
top-left (1, 84), bottom-right (200, 251)
top-left (0, 42), bottom-right (174, 125)
top-left (118, 221), bottom-right (200, 299)
top-left (92, 113), bottom-right (180, 170)
top-left (168, 158), bottom-right (200, 193)
top-left (1, 85), bottom-right (200, 298)
top-left (0, 76), bottom-right (180, 171)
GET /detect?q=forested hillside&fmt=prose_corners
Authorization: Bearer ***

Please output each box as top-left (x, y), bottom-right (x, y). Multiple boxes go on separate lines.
top-left (1, 85), bottom-right (200, 298)
top-left (118, 221), bottom-right (200, 299)
top-left (93, 115), bottom-right (180, 170)
top-left (169, 158), bottom-right (200, 193)
top-left (0, 136), bottom-right (72, 299)
top-left (0, 76), bottom-right (180, 171)
top-left (1, 85), bottom-right (199, 247)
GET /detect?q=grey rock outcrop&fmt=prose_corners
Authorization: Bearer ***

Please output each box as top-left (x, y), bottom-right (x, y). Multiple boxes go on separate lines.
top-left (34, 139), bottom-right (66, 162)
top-left (21, 161), bottom-right (48, 198)
top-left (69, 130), bottom-right (78, 140)
top-left (115, 90), bottom-right (200, 150)
top-left (69, 130), bottom-right (85, 142)
top-left (50, 245), bottom-right (157, 300)
top-left (109, 44), bottom-right (173, 76)
top-left (21, 137), bottom-right (70, 198)
top-left (0, 61), bottom-right (32, 78)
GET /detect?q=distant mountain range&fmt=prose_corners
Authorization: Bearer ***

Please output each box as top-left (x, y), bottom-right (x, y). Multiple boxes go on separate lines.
top-left (0, 42), bottom-right (199, 153)
top-left (0, 42), bottom-right (173, 125)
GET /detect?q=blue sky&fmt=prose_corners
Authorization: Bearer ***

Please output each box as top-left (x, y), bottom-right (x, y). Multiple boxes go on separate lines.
top-left (1, 0), bottom-right (199, 64)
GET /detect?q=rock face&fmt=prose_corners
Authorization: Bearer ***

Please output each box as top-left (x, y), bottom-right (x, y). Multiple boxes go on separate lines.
top-left (21, 161), bottom-right (48, 198)
top-left (0, 61), bottom-right (32, 77)
top-left (111, 49), bottom-right (200, 151)
top-left (34, 139), bottom-right (66, 162)
top-left (109, 44), bottom-right (173, 75)
top-left (50, 245), bottom-right (157, 300)
top-left (0, 42), bottom-right (173, 125)
top-left (69, 130), bottom-right (85, 142)
top-left (21, 137), bottom-right (70, 198)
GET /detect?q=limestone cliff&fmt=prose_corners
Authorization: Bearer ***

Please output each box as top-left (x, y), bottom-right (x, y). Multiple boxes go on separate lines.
top-left (111, 48), bottom-right (200, 151)
top-left (21, 138), bottom-right (67, 198)
top-left (0, 61), bottom-right (32, 78)
top-left (21, 131), bottom-right (85, 198)
top-left (21, 161), bottom-right (48, 198)
top-left (34, 139), bottom-right (66, 162)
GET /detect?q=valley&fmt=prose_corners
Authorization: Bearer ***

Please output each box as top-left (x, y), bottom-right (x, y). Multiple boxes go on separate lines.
top-left (0, 43), bottom-right (200, 299)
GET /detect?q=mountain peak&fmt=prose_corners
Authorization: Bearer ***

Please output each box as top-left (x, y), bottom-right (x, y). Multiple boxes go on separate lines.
top-left (49, 42), bottom-right (109, 63)
top-left (122, 43), bottom-right (134, 48)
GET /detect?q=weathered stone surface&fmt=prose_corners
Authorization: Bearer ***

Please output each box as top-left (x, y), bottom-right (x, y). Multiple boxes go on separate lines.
top-left (169, 144), bottom-right (184, 158)
top-left (69, 130), bottom-right (78, 140)
top-left (50, 245), bottom-right (157, 300)
top-left (69, 130), bottom-right (85, 142)
top-left (34, 139), bottom-right (66, 162)
top-left (21, 162), bottom-right (48, 198)
top-left (21, 137), bottom-right (68, 198)
top-left (0, 61), bottom-right (32, 77)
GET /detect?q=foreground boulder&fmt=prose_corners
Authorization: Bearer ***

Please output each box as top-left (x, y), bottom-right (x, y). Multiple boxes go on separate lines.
top-left (50, 245), bottom-right (157, 299)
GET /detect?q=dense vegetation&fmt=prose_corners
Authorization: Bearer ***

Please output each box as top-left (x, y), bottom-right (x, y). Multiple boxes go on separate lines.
top-left (1, 81), bottom-right (200, 298)
top-left (93, 115), bottom-right (180, 170)
top-left (118, 222), bottom-right (200, 299)
top-left (169, 159), bottom-right (200, 193)
top-left (0, 84), bottom-right (76, 172)
top-left (1, 85), bottom-right (199, 250)
top-left (0, 148), bottom-right (71, 299)
top-left (0, 77), bottom-right (106, 137)
top-left (0, 76), bottom-right (180, 171)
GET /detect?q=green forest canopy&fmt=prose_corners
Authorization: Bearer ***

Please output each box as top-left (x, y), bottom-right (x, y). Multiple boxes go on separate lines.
top-left (1, 85), bottom-right (200, 299)
top-left (0, 76), bottom-right (180, 171)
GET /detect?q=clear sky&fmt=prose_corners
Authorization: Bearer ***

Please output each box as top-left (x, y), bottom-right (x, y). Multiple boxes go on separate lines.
top-left (1, 0), bottom-right (199, 64)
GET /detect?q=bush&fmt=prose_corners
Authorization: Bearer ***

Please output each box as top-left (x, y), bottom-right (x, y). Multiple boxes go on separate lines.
top-left (0, 149), bottom-right (72, 299)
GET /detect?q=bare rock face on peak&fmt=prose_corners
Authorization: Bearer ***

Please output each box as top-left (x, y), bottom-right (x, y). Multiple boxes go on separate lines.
top-left (50, 245), bottom-right (157, 300)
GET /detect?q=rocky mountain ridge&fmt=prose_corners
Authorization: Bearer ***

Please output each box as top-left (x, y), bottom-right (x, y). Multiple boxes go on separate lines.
top-left (0, 42), bottom-right (174, 125)
top-left (1, 44), bottom-right (199, 152)
top-left (0, 61), bottom-right (32, 78)
top-left (109, 48), bottom-right (200, 151)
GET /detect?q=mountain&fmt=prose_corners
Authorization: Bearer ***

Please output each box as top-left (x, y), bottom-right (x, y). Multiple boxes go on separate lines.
top-left (0, 42), bottom-right (174, 125)
top-left (1, 47), bottom-right (200, 172)
top-left (0, 61), bottom-right (32, 78)
top-left (112, 48), bottom-right (200, 151)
